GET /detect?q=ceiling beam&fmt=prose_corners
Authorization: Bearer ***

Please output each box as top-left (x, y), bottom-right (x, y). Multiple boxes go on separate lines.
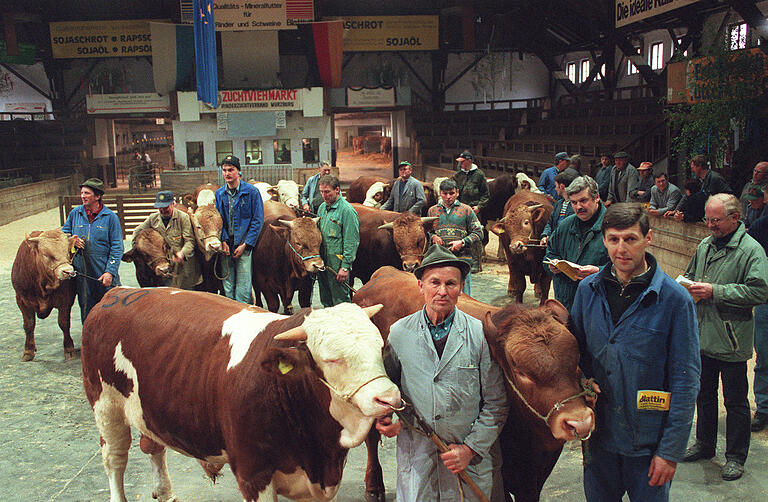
top-left (0, 63), bottom-right (53, 101)
top-left (532, 49), bottom-right (579, 97)
top-left (614, 33), bottom-right (663, 95)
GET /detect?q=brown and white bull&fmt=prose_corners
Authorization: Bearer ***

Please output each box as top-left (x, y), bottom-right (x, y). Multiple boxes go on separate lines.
top-left (351, 204), bottom-right (436, 283)
top-left (11, 229), bottom-right (77, 361)
top-left (121, 228), bottom-right (172, 287)
top-left (274, 179), bottom-right (301, 210)
top-left (82, 291), bottom-right (401, 502)
top-left (347, 176), bottom-right (392, 205)
top-left (490, 191), bottom-right (553, 304)
top-left (353, 266), bottom-right (595, 502)
top-left (252, 200), bottom-right (324, 314)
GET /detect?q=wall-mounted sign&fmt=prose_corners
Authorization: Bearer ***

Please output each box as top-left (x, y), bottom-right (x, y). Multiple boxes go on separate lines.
top-left (331, 16), bottom-right (439, 52)
top-left (275, 110), bottom-right (287, 128)
top-left (214, 1), bottom-right (293, 31)
top-left (4, 102), bottom-right (47, 119)
top-left (200, 89), bottom-right (303, 112)
top-left (615, 0), bottom-right (699, 29)
top-left (86, 93), bottom-right (171, 114)
top-left (50, 19), bottom-right (160, 58)
top-left (347, 87), bottom-right (396, 107)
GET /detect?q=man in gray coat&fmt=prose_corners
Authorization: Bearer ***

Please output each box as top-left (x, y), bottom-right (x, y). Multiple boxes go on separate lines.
top-left (605, 151), bottom-right (639, 206)
top-left (648, 172), bottom-right (683, 217)
top-left (381, 160), bottom-right (427, 213)
top-left (376, 244), bottom-right (508, 501)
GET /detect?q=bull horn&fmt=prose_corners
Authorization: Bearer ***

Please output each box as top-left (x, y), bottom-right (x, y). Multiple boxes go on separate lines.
top-left (362, 304), bottom-right (384, 318)
top-left (311, 217), bottom-right (320, 224)
top-left (528, 204), bottom-right (544, 211)
top-left (278, 219), bottom-right (295, 229)
top-left (420, 217), bottom-right (438, 224)
top-left (378, 222), bottom-right (394, 230)
top-left (273, 326), bottom-right (308, 341)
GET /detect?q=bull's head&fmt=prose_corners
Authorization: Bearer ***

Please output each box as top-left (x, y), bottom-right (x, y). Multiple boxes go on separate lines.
top-left (378, 214), bottom-right (438, 273)
top-left (276, 180), bottom-right (301, 209)
top-left (123, 229), bottom-right (173, 278)
top-left (482, 300), bottom-right (595, 443)
top-left (490, 203), bottom-right (549, 255)
top-left (190, 205), bottom-right (223, 261)
top-left (272, 217), bottom-right (324, 275)
top-left (273, 303), bottom-right (401, 447)
top-left (26, 230), bottom-right (76, 290)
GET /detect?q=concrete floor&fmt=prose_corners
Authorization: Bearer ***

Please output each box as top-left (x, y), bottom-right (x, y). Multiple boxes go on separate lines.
top-left (1, 209), bottom-right (767, 501)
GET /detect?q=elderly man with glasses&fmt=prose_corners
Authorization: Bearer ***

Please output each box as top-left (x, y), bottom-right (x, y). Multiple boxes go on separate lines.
top-left (681, 193), bottom-right (768, 481)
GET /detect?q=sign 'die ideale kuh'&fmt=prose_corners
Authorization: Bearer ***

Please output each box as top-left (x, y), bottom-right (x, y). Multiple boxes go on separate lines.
top-left (615, 0), bottom-right (698, 28)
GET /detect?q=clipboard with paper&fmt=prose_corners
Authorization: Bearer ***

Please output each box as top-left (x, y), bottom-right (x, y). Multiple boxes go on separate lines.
top-left (543, 258), bottom-right (582, 281)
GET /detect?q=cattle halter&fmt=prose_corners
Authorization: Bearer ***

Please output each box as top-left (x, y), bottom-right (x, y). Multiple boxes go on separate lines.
top-left (318, 374), bottom-right (391, 404)
top-left (287, 240), bottom-right (321, 262)
top-left (502, 371), bottom-right (596, 440)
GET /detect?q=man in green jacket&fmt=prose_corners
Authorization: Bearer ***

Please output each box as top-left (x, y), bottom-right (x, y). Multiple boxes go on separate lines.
top-left (453, 150), bottom-right (489, 272)
top-left (544, 176), bottom-right (610, 311)
top-left (682, 193), bottom-right (768, 481)
top-left (316, 174), bottom-right (360, 307)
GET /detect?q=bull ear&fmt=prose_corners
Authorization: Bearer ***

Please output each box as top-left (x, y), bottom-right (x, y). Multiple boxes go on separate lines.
top-left (482, 311), bottom-right (504, 365)
top-left (274, 325), bottom-right (308, 341)
top-left (544, 299), bottom-right (569, 325)
top-left (269, 224), bottom-right (289, 237)
top-left (262, 346), bottom-right (309, 378)
top-left (122, 248), bottom-right (136, 263)
top-left (378, 222), bottom-right (394, 230)
top-left (277, 219), bottom-right (295, 229)
top-left (489, 221), bottom-right (505, 235)
top-left (531, 207), bottom-right (548, 224)
top-left (363, 304), bottom-right (384, 318)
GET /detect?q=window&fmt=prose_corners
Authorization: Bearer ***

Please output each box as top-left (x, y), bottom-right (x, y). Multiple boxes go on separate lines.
top-left (302, 138), bottom-right (319, 163)
top-left (595, 63), bottom-right (606, 80)
top-left (186, 141), bottom-right (204, 167)
top-left (244, 140), bottom-right (262, 165)
top-left (274, 139), bottom-right (291, 164)
top-left (579, 59), bottom-right (590, 83)
top-left (215, 141), bottom-right (233, 165)
top-left (649, 42), bottom-right (664, 70)
top-left (566, 62), bottom-right (576, 83)
top-left (729, 22), bottom-right (747, 50)
top-left (628, 47), bottom-right (640, 75)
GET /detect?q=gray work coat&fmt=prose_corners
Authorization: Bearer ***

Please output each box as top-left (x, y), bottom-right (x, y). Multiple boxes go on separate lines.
top-left (384, 308), bottom-right (508, 502)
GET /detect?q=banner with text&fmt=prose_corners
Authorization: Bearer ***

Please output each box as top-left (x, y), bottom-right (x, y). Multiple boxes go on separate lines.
top-left (347, 87), bottom-right (395, 107)
top-left (200, 89), bottom-right (303, 112)
top-left (50, 19), bottom-right (160, 58)
top-left (616, 0), bottom-right (699, 28)
top-left (331, 16), bottom-right (439, 52)
top-left (86, 94), bottom-right (171, 114)
top-left (214, 1), bottom-right (293, 31)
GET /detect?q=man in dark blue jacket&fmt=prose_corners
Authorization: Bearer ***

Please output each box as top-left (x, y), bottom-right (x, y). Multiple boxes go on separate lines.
top-left (570, 204), bottom-right (700, 501)
top-left (214, 155), bottom-right (264, 303)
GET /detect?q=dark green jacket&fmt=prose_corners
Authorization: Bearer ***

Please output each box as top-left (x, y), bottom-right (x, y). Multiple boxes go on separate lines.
top-left (684, 222), bottom-right (768, 362)
top-left (453, 165), bottom-right (490, 210)
top-left (544, 204), bottom-right (609, 311)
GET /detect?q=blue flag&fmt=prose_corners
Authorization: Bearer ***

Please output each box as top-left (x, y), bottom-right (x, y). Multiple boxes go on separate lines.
top-left (193, 0), bottom-right (218, 108)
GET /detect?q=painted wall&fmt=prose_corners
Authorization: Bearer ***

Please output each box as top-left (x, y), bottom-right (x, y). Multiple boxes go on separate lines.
top-left (0, 62), bottom-right (53, 118)
top-left (172, 112), bottom-right (332, 169)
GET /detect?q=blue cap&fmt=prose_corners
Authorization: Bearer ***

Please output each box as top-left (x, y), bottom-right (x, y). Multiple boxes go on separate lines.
top-left (154, 190), bottom-right (174, 208)
top-left (555, 152), bottom-right (569, 161)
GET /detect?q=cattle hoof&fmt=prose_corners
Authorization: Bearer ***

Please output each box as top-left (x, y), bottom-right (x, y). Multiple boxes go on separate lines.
top-left (21, 352), bottom-right (35, 362)
top-left (365, 491), bottom-right (386, 502)
top-left (64, 349), bottom-right (79, 361)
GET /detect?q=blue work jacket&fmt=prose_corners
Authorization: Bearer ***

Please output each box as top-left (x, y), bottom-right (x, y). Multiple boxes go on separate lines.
top-left (570, 262), bottom-right (701, 462)
top-left (537, 166), bottom-right (558, 199)
top-left (62, 205), bottom-right (123, 280)
top-left (215, 180), bottom-right (264, 248)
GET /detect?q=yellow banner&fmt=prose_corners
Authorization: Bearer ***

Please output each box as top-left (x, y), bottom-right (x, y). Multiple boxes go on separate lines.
top-left (616, 0), bottom-right (699, 28)
top-left (50, 19), bottom-right (159, 58)
top-left (332, 16), bottom-right (438, 52)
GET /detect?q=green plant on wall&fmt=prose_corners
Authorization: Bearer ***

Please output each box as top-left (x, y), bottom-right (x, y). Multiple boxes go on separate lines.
top-left (665, 40), bottom-right (768, 173)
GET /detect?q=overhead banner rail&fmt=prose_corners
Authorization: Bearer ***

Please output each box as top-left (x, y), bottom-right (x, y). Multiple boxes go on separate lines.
top-left (615, 0), bottom-right (699, 28)
top-left (49, 19), bottom-right (164, 58)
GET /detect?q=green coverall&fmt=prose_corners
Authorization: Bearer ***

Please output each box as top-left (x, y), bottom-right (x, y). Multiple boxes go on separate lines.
top-left (317, 196), bottom-right (360, 307)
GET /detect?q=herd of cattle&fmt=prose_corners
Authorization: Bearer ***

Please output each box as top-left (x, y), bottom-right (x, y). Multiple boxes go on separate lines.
top-left (9, 171), bottom-right (597, 502)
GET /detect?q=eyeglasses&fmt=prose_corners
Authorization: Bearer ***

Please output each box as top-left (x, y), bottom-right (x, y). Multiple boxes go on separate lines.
top-left (703, 214), bottom-right (735, 225)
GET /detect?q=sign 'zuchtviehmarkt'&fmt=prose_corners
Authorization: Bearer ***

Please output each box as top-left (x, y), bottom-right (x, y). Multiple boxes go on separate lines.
top-left (200, 89), bottom-right (303, 113)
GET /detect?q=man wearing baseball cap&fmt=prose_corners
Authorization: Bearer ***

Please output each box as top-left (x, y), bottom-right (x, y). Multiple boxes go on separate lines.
top-left (633, 161), bottom-right (655, 203)
top-left (62, 178), bottom-right (123, 322)
top-left (538, 152), bottom-right (577, 200)
top-left (214, 155), bottom-right (264, 303)
top-left (744, 184), bottom-right (768, 228)
top-left (129, 191), bottom-right (201, 289)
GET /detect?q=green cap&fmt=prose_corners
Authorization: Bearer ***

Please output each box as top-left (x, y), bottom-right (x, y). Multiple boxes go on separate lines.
top-left (413, 244), bottom-right (471, 280)
top-left (79, 178), bottom-right (104, 195)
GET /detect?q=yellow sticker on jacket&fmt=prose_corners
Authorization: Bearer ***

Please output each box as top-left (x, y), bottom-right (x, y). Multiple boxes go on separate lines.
top-left (637, 390), bottom-right (671, 411)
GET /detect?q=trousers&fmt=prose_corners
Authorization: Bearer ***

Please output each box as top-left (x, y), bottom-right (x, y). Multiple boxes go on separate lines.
top-left (754, 303), bottom-right (768, 414)
top-left (222, 248), bottom-right (253, 304)
top-left (583, 443), bottom-right (670, 502)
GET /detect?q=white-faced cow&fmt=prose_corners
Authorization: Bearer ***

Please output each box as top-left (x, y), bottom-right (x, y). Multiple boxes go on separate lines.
top-left (82, 291), bottom-right (401, 502)
top-left (362, 181), bottom-right (388, 208)
top-left (121, 228), bottom-right (172, 287)
top-left (353, 266), bottom-right (595, 502)
top-left (252, 200), bottom-right (323, 314)
top-left (350, 204), bottom-right (437, 283)
top-left (275, 179), bottom-right (301, 210)
top-left (347, 176), bottom-right (392, 206)
top-left (11, 229), bottom-right (77, 361)
top-left (490, 191), bottom-right (554, 304)
top-left (188, 203), bottom-right (224, 294)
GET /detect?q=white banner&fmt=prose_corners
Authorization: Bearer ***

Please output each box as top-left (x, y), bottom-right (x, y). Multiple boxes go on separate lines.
top-left (615, 0), bottom-right (699, 28)
top-left (214, 1), bottom-right (293, 31)
top-left (347, 87), bottom-right (395, 107)
top-left (201, 89), bottom-right (302, 112)
top-left (86, 93), bottom-right (171, 114)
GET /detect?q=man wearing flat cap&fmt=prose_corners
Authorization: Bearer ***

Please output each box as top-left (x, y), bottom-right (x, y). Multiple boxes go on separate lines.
top-left (130, 191), bottom-right (201, 289)
top-left (214, 155), bottom-right (264, 303)
top-left (453, 150), bottom-right (489, 273)
top-left (62, 178), bottom-right (123, 322)
top-left (376, 244), bottom-right (508, 502)
top-left (606, 151), bottom-right (639, 206)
